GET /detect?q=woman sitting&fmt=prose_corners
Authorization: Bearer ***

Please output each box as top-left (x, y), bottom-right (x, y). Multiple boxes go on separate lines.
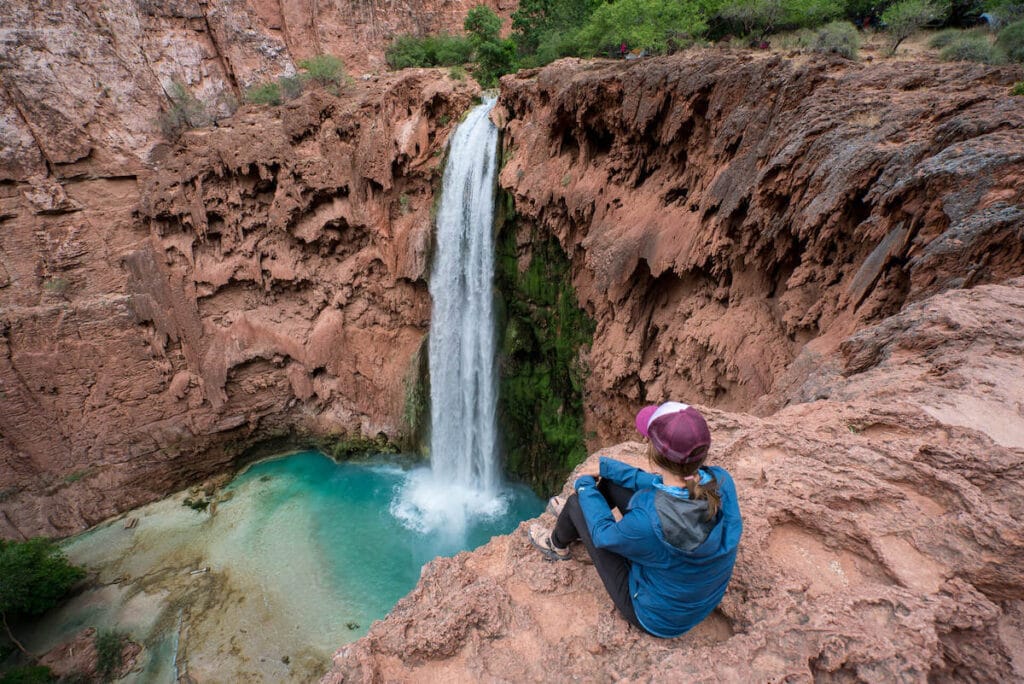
top-left (528, 401), bottom-right (743, 638)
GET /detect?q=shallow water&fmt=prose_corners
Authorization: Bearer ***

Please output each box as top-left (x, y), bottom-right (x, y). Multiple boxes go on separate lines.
top-left (22, 452), bottom-right (542, 682)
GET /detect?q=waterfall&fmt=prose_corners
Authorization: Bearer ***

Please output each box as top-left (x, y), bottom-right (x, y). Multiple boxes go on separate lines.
top-left (391, 97), bottom-right (507, 540)
top-left (427, 97), bottom-right (500, 493)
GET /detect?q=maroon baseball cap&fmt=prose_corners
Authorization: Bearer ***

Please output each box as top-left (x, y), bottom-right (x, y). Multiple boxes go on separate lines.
top-left (635, 402), bottom-right (711, 464)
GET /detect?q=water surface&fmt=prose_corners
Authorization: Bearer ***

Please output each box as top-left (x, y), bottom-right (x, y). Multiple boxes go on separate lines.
top-left (22, 452), bottom-right (541, 682)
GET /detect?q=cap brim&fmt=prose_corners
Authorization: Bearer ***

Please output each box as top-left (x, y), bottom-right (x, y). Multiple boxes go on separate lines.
top-left (635, 405), bottom-right (659, 438)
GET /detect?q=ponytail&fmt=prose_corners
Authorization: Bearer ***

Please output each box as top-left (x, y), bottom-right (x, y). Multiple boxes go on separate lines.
top-left (648, 443), bottom-right (721, 521)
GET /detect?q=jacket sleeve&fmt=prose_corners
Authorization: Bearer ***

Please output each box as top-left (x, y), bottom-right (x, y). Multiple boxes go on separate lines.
top-left (599, 456), bottom-right (662, 490)
top-left (577, 486), bottom-right (663, 563)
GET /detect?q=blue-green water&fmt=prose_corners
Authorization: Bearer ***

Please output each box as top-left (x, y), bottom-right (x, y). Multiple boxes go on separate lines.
top-left (228, 451), bottom-right (543, 628)
top-left (25, 451), bottom-right (542, 682)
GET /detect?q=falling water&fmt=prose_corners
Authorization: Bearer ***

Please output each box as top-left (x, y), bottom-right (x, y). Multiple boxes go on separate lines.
top-left (391, 97), bottom-right (507, 539)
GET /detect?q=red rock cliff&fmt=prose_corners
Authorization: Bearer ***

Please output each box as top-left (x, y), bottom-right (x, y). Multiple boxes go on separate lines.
top-left (497, 53), bottom-right (1024, 442)
top-left (2, 0), bottom-right (510, 539)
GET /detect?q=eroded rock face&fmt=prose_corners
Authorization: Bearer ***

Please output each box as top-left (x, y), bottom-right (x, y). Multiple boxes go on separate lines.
top-left (0, 70), bottom-right (476, 538)
top-left (497, 53), bottom-right (1024, 441)
top-left (325, 279), bottom-right (1024, 682)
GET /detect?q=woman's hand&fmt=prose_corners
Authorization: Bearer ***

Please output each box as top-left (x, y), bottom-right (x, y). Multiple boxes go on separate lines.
top-left (573, 474), bottom-right (597, 492)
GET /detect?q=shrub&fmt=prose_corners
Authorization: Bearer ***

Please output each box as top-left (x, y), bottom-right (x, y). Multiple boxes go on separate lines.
top-left (95, 630), bottom-right (127, 682)
top-left (813, 20), bottom-right (860, 57)
top-left (278, 75), bottom-right (304, 100)
top-left (1012, 80), bottom-right (1024, 94)
top-left (929, 27), bottom-right (965, 47)
top-left (940, 32), bottom-right (1002, 59)
top-left (298, 55), bottom-right (345, 87)
top-left (448, 65), bottom-right (467, 80)
top-left (0, 539), bottom-right (86, 655)
top-left (996, 18), bottom-right (1024, 61)
top-left (882, 0), bottom-right (948, 54)
top-left (245, 82), bottom-right (281, 106)
top-left (157, 80), bottom-right (210, 140)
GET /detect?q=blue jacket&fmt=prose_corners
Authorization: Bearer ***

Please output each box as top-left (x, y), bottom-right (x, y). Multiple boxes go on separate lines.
top-left (575, 457), bottom-right (743, 638)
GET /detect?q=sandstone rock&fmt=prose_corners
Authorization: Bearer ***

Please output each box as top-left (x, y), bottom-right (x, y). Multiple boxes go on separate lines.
top-left (0, 71), bottom-right (476, 538)
top-left (497, 53), bottom-right (1024, 439)
top-left (324, 279), bottom-right (1024, 682)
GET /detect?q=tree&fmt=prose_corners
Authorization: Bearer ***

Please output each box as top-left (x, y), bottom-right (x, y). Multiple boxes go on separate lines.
top-left (882, 0), bottom-right (948, 53)
top-left (464, 6), bottom-right (517, 87)
top-left (0, 539), bottom-right (85, 656)
top-left (577, 0), bottom-right (708, 54)
top-left (512, 0), bottom-right (603, 55)
top-left (716, 0), bottom-right (842, 41)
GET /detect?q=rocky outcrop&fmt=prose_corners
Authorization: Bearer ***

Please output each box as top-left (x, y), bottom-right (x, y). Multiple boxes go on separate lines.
top-left (325, 278), bottom-right (1024, 682)
top-left (0, 70), bottom-right (476, 538)
top-left (320, 53), bottom-right (1024, 682)
top-left (497, 53), bottom-right (1024, 442)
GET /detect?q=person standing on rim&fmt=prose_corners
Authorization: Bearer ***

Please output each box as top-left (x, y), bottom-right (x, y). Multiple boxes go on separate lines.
top-left (527, 401), bottom-right (743, 638)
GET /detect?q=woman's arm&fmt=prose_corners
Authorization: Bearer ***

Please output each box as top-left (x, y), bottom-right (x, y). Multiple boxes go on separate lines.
top-left (575, 484), bottom-right (662, 563)
top-left (599, 456), bottom-right (661, 490)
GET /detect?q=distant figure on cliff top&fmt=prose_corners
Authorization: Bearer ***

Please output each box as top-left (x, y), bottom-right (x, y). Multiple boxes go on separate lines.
top-left (620, 41), bottom-right (628, 58)
top-left (528, 402), bottom-right (743, 638)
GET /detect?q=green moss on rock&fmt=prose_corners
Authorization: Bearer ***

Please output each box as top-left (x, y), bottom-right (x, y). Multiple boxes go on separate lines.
top-left (495, 200), bottom-right (595, 494)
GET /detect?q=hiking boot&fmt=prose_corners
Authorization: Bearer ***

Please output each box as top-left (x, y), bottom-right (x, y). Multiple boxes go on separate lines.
top-left (546, 494), bottom-right (567, 517)
top-left (527, 523), bottom-right (570, 561)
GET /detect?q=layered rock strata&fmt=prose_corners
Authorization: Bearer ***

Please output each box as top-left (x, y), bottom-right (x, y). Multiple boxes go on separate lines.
top-left (0, 70), bottom-right (476, 538)
top-left (497, 53), bottom-right (1024, 442)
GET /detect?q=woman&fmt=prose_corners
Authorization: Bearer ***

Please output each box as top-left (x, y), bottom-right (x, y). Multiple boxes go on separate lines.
top-left (528, 402), bottom-right (743, 638)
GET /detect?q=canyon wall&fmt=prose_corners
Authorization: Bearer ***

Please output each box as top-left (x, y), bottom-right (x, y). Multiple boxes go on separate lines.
top-left (497, 53), bottom-right (1024, 444)
top-left (323, 53), bottom-right (1024, 683)
top-left (1, 3), bottom-right (478, 536)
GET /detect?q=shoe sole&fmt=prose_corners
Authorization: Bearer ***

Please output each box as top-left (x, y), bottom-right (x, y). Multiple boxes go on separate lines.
top-left (526, 530), bottom-right (571, 562)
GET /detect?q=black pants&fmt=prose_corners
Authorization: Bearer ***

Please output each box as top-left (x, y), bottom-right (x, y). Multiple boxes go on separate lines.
top-left (551, 479), bottom-right (644, 631)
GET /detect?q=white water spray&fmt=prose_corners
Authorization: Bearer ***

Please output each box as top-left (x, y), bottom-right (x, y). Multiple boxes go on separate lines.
top-left (392, 97), bottom-right (508, 539)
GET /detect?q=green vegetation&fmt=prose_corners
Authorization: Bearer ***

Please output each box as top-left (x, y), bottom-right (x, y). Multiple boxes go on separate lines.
top-left (577, 0), bottom-right (708, 54)
top-left (182, 496), bottom-right (209, 512)
top-left (812, 20), bottom-right (860, 57)
top-left (297, 54), bottom-right (346, 87)
top-left (717, 0), bottom-right (842, 43)
top-left (41, 277), bottom-right (70, 297)
top-left (0, 666), bottom-right (55, 683)
top-left (157, 79), bottom-right (211, 140)
top-left (495, 202), bottom-right (596, 493)
top-left (385, 34), bottom-right (474, 69)
top-left (245, 82), bottom-right (282, 106)
top-left (279, 74), bottom-right (304, 100)
top-left (0, 539), bottom-right (85, 655)
top-left (241, 56), bottom-right (346, 109)
top-left (95, 630), bottom-right (127, 682)
top-left (996, 19), bottom-right (1024, 61)
top-left (324, 434), bottom-right (400, 460)
top-left (882, 0), bottom-right (948, 53)
top-left (465, 6), bottom-right (518, 87)
top-left (1012, 80), bottom-right (1024, 94)
top-left (939, 32), bottom-right (1002, 59)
